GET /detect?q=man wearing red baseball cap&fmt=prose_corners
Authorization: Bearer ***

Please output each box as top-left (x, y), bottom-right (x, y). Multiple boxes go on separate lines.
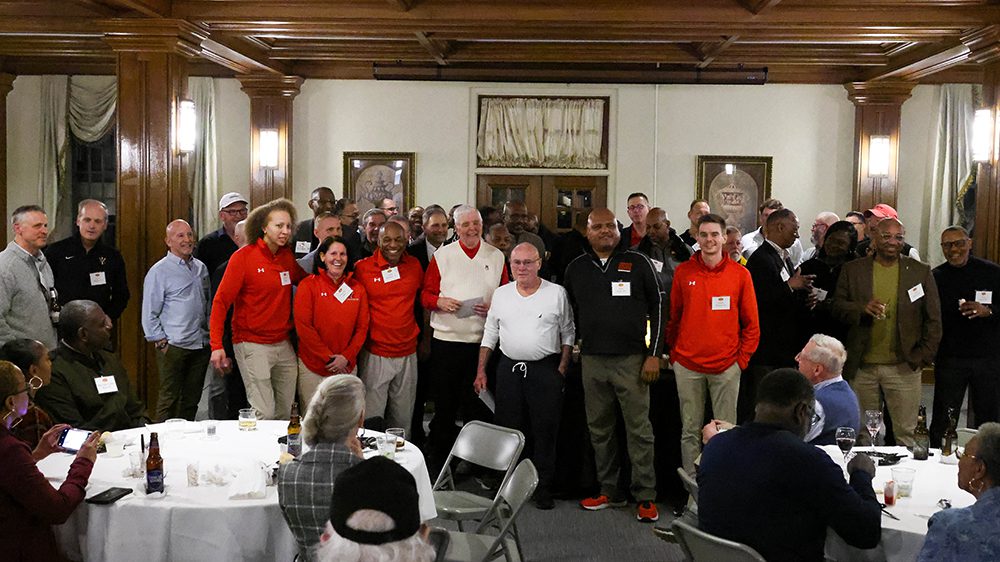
top-left (855, 204), bottom-right (921, 260)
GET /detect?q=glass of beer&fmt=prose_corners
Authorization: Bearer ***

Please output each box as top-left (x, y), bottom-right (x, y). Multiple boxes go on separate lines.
top-left (386, 427), bottom-right (405, 452)
top-left (238, 408), bottom-right (258, 431)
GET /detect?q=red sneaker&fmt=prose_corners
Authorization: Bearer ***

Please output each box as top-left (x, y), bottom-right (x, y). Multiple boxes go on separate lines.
top-left (637, 501), bottom-right (659, 522)
top-left (579, 495), bottom-right (627, 511)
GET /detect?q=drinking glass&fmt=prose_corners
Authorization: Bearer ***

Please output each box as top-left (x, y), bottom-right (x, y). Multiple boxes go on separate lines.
top-left (238, 408), bottom-right (258, 431)
top-left (865, 410), bottom-right (882, 449)
top-left (377, 435), bottom-right (395, 460)
top-left (835, 427), bottom-right (856, 462)
top-left (386, 427), bottom-right (405, 451)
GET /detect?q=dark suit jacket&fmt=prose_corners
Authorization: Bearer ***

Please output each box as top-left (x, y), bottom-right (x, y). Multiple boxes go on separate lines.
top-left (745, 241), bottom-right (807, 366)
top-left (832, 255), bottom-right (942, 380)
top-left (292, 218), bottom-right (317, 254)
top-left (406, 235), bottom-right (434, 271)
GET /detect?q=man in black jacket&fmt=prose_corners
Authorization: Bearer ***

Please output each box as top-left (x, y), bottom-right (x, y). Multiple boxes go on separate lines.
top-left (564, 208), bottom-right (663, 523)
top-left (291, 186), bottom-right (337, 257)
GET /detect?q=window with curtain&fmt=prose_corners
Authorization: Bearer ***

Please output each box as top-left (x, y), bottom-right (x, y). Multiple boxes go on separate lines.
top-left (476, 96), bottom-right (608, 169)
top-left (69, 131), bottom-right (117, 246)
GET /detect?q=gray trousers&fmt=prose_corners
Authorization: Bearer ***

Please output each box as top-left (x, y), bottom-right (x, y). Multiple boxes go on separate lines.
top-left (358, 350), bottom-right (418, 436)
top-left (580, 353), bottom-right (656, 502)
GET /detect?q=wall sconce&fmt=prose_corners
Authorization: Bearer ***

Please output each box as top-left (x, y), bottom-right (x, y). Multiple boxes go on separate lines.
top-left (259, 128), bottom-right (279, 169)
top-left (972, 108), bottom-right (994, 163)
top-left (868, 135), bottom-right (891, 177)
top-left (177, 99), bottom-right (196, 153)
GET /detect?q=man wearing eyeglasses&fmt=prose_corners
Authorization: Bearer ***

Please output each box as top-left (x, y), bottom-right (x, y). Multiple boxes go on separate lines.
top-left (832, 218), bottom-right (942, 447)
top-left (930, 226), bottom-right (1000, 446)
top-left (618, 192), bottom-right (650, 250)
top-left (475, 243), bottom-right (574, 510)
top-left (194, 192), bottom-right (249, 274)
top-left (377, 197), bottom-right (399, 217)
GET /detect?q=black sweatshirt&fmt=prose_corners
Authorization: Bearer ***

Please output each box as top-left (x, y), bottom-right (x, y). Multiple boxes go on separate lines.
top-left (933, 256), bottom-right (1000, 359)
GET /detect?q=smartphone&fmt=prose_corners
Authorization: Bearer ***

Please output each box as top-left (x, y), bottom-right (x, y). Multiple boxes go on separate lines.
top-left (86, 487), bottom-right (132, 505)
top-left (58, 427), bottom-right (93, 453)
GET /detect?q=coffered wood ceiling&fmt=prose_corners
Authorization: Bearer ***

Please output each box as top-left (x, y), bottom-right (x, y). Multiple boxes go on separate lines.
top-left (1, 0), bottom-right (999, 83)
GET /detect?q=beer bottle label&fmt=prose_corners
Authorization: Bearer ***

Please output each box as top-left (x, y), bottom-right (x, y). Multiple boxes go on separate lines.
top-left (287, 434), bottom-right (301, 458)
top-left (147, 469), bottom-right (165, 493)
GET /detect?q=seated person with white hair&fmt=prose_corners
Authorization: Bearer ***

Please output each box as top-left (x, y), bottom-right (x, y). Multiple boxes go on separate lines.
top-left (315, 456), bottom-right (436, 562)
top-left (278, 374), bottom-right (365, 559)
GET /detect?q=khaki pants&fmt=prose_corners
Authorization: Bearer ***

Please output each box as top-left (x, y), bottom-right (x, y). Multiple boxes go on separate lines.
top-left (674, 361), bottom-right (741, 476)
top-left (233, 340), bottom-right (297, 420)
top-left (852, 362), bottom-right (921, 447)
top-left (358, 351), bottom-right (418, 436)
top-left (296, 359), bottom-right (357, 418)
top-left (580, 354), bottom-right (656, 502)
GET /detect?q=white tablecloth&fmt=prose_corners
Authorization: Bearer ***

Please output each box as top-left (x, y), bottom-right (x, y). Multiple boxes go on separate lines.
top-left (824, 446), bottom-right (975, 562)
top-left (37, 421), bottom-right (437, 562)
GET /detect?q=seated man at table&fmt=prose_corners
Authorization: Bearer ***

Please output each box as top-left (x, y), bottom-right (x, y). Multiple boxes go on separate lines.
top-left (34, 300), bottom-right (148, 431)
top-left (278, 374), bottom-right (365, 559)
top-left (698, 368), bottom-right (881, 562)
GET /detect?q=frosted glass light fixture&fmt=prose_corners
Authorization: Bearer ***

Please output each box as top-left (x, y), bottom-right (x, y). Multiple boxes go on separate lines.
top-left (177, 99), bottom-right (196, 153)
top-left (868, 135), bottom-right (891, 177)
top-left (259, 128), bottom-right (279, 169)
top-left (972, 108), bottom-right (993, 163)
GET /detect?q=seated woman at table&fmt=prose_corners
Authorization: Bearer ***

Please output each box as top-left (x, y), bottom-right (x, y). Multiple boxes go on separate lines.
top-left (278, 374), bottom-right (366, 559)
top-left (0, 339), bottom-right (55, 449)
top-left (294, 236), bottom-right (369, 411)
top-left (918, 422), bottom-right (1000, 562)
top-left (0, 359), bottom-right (102, 562)
top-left (315, 456), bottom-right (435, 562)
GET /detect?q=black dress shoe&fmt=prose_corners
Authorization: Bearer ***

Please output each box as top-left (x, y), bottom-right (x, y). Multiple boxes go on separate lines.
top-left (533, 490), bottom-right (555, 510)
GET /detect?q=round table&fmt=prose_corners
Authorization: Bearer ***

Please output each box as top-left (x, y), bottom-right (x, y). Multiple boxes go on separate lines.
top-left (824, 446), bottom-right (975, 562)
top-left (37, 420), bottom-right (437, 562)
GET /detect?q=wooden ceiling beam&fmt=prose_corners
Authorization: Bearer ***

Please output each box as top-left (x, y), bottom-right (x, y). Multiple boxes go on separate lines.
top-left (738, 0), bottom-right (782, 16)
top-left (697, 35), bottom-right (739, 68)
top-left (200, 34), bottom-right (289, 75)
top-left (100, 0), bottom-right (170, 18)
top-left (68, 0), bottom-right (120, 16)
top-left (862, 39), bottom-right (970, 81)
top-left (386, 0), bottom-right (412, 11)
top-left (414, 31), bottom-right (449, 65)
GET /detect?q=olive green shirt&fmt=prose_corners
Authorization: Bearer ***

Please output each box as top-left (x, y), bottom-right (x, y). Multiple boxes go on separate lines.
top-left (863, 261), bottom-right (900, 364)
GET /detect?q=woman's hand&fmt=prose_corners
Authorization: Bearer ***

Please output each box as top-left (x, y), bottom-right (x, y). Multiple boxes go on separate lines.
top-left (76, 430), bottom-right (102, 464)
top-left (32, 423), bottom-right (69, 461)
top-left (325, 355), bottom-right (350, 375)
top-left (346, 433), bottom-right (365, 459)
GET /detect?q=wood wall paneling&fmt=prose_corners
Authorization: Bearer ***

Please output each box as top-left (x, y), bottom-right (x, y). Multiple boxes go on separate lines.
top-left (238, 75), bottom-right (302, 207)
top-left (0, 72), bottom-right (13, 247)
top-left (976, 61), bottom-right (1000, 263)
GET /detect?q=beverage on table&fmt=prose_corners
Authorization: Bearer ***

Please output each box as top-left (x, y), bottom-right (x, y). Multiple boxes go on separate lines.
top-left (864, 409), bottom-right (882, 448)
top-left (835, 427), bottom-right (855, 462)
top-left (387, 427), bottom-right (405, 451)
top-left (287, 402), bottom-right (302, 458)
top-left (146, 432), bottom-right (164, 494)
top-left (239, 408), bottom-right (257, 431)
top-left (913, 405), bottom-right (930, 460)
top-left (941, 407), bottom-right (959, 464)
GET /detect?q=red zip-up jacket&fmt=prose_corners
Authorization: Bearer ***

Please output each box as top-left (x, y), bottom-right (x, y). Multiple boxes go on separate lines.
top-left (354, 251), bottom-right (424, 357)
top-left (294, 272), bottom-right (369, 376)
top-left (210, 239), bottom-right (307, 350)
top-left (667, 252), bottom-right (760, 373)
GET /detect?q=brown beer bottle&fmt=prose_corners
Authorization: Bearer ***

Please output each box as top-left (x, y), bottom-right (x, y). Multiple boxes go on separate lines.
top-left (913, 405), bottom-right (930, 460)
top-left (287, 402), bottom-right (302, 458)
top-left (146, 432), bottom-right (164, 493)
top-left (942, 407), bottom-right (959, 458)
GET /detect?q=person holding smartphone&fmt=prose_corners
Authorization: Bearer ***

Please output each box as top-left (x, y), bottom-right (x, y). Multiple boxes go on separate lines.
top-left (1, 359), bottom-right (101, 561)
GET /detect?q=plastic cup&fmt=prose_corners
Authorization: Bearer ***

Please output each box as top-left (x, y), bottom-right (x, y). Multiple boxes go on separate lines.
top-left (105, 438), bottom-right (125, 458)
top-left (238, 408), bottom-right (257, 431)
top-left (377, 435), bottom-right (395, 460)
top-left (386, 427), bottom-right (405, 451)
top-left (129, 450), bottom-right (145, 477)
top-left (891, 467), bottom-right (916, 497)
top-left (204, 420), bottom-right (218, 440)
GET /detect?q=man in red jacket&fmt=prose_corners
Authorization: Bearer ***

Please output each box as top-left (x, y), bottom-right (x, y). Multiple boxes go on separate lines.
top-left (354, 221), bottom-right (424, 435)
top-left (667, 213), bottom-right (759, 475)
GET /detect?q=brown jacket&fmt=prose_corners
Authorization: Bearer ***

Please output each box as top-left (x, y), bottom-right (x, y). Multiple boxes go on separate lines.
top-left (832, 255), bottom-right (942, 380)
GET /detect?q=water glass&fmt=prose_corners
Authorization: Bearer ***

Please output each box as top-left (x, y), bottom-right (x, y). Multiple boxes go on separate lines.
top-left (238, 408), bottom-right (258, 431)
top-left (386, 427), bottom-right (405, 451)
top-left (891, 467), bottom-right (916, 497)
top-left (377, 435), bottom-right (395, 460)
top-left (204, 420), bottom-right (218, 440)
top-left (129, 450), bottom-right (145, 478)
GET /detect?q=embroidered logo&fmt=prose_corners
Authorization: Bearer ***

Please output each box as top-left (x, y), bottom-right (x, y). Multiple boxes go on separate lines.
top-left (98, 256), bottom-right (107, 266)
top-left (320, 292), bottom-right (328, 297)
top-left (257, 268), bottom-right (265, 273)
top-left (618, 263), bottom-right (632, 273)
top-left (688, 281), bottom-right (696, 286)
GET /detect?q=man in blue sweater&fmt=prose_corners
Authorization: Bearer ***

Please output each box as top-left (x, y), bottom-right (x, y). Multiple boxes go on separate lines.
top-left (796, 334), bottom-right (861, 445)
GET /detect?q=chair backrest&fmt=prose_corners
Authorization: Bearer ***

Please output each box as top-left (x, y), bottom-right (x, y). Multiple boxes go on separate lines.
top-left (475, 460), bottom-right (538, 560)
top-left (671, 519), bottom-right (766, 562)
top-left (957, 427), bottom-right (977, 448)
top-left (427, 527), bottom-right (451, 562)
top-left (433, 421), bottom-right (525, 490)
top-left (677, 467), bottom-right (698, 503)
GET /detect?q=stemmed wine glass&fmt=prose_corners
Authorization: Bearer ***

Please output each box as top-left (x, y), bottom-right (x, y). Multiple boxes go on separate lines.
top-left (836, 427), bottom-right (856, 462)
top-left (865, 409), bottom-right (883, 450)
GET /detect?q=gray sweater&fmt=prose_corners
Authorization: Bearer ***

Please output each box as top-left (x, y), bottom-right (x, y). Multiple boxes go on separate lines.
top-left (0, 241), bottom-right (58, 348)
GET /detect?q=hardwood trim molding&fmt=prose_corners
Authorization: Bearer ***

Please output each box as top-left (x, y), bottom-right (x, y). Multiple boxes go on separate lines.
top-left (101, 19), bottom-right (208, 58)
top-left (844, 80), bottom-right (916, 105)
top-left (0, 72), bottom-right (13, 247)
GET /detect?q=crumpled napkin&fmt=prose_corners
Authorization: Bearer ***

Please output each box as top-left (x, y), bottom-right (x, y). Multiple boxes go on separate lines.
top-left (227, 460), bottom-right (268, 500)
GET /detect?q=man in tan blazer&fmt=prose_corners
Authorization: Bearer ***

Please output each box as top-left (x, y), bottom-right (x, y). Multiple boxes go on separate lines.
top-left (832, 218), bottom-right (941, 447)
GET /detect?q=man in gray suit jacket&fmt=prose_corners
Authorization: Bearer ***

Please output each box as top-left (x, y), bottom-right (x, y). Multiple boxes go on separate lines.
top-left (832, 218), bottom-right (941, 447)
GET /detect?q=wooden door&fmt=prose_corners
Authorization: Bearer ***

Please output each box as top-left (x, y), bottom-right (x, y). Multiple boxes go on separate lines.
top-left (476, 174), bottom-right (542, 216)
top-left (476, 174), bottom-right (607, 234)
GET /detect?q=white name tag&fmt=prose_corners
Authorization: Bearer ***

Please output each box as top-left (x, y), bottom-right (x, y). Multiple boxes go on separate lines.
top-left (295, 241), bottom-right (311, 254)
top-left (279, 271), bottom-right (291, 286)
top-left (381, 267), bottom-right (401, 283)
top-left (976, 290), bottom-right (993, 305)
top-left (334, 283), bottom-right (353, 303)
top-left (908, 283), bottom-right (925, 303)
top-left (712, 296), bottom-right (731, 311)
top-left (813, 288), bottom-right (828, 302)
top-left (95, 376), bottom-right (118, 394)
top-left (89, 271), bottom-right (107, 286)
top-left (651, 259), bottom-right (664, 273)
top-left (611, 281), bottom-right (631, 297)
top-left (780, 269), bottom-right (791, 282)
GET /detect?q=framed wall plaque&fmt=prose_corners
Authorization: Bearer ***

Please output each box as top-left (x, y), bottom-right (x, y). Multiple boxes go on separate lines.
top-left (696, 155), bottom-right (773, 236)
top-left (343, 152), bottom-right (415, 214)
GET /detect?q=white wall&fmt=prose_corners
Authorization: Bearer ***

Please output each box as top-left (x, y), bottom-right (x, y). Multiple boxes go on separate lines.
top-left (213, 78), bottom-right (252, 201)
top-left (898, 85), bottom-right (941, 261)
top-left (6, 75), bottom-right (42, 240)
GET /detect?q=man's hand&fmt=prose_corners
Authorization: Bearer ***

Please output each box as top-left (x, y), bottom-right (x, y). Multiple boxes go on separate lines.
top-left (325, 355), bottom-right (350, 374)
top-left (787, 270), bottom-right (815, 291)
top-left (437, 296), bottom-right (462, 313)
top-left (960, 300), bottom-right (992, 319)
top-left (76, 430), bottom-right (103, 464)
top-left (473, 301), bottom-right (490, 318)
top-left (641, 356), bottom-right (660, 384)
top-left (155, 339), bottom-right (169, 354)
top-left (346, 433), bottom-right (365, 459)
top-left (864, 299), bottom-right (887, 319)
top-left (702, 419), bottom-right (734, 444)
top-left (210, 349), bottom-right (231, 376)
top-left (557, 360), bottom-right (569, 377)
top-left (473, 370), bottom-right (488, 393)
top-left (33, 423), bottom-right (69, 461)
top-left (847, 452), bottom-right (877, 478)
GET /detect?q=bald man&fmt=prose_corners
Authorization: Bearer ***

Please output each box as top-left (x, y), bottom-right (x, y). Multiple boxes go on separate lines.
top-left (800, 211), bottom-right (840, 262)
top-left (142, 219), bottom-right (211, 421)
top-left (45, 199), bottom-right (130, 319)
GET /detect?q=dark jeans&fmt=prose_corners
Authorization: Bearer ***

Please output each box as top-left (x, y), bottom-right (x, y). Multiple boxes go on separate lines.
top-left (495, 353), bottom-right (563, 493)
top-left (427, 339), bottom-right (493, 474)
top-left (410, 355), bottom-right (432, 448)
top-left (155, 345), bottom-right (211, 421)
top-left (930, 356), bottom-right (1000, 446)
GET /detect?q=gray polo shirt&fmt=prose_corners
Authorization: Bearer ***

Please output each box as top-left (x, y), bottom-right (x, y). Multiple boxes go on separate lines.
top-left (0, 241), bottom-right (58, 348)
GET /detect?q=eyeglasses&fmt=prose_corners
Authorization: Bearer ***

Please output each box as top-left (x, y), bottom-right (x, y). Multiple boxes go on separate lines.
top-left (879, 233), bottom-right (906, 243)
top-left (511, 259), bottom-right (539, 267)
top-left (940, 239), bottom-right (970, 250)
top-left (956, 447), bottom-right (977, 460)
top-left (221, 208), bottom-right (248, 217)
top-left (627, 204), bottom-right (647, 212)
top-left (383, 207), bottom-right (398, 213)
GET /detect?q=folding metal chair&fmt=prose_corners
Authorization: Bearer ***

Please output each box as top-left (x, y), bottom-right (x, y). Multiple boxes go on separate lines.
top-left (957, 427), bottom-right (977, 448)
top-left (671, 519), bottom-right (766, 562)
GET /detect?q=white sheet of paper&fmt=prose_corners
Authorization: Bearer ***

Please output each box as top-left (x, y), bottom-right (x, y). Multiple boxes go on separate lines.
top-left (381, 267), bottom-right (400, 283)
top-left (89, 271), bottom-right (107, 286)
top-left (908, 283), bottom-right (925, 303)
top-left (712, 296), bottom-right (731, 311)
top-left (456, 297), bottom-right (484, 319)
top-left (279, 271), bottom-right (291, 286)
top-left (651, 259), bottom-right (664, 273)
top-left (95, 375), bottom-right (118, 394)
top-left (334, 283), bottom-right (353, 303)
top-left (478, 388), bottom-right (496, 413)
top-left (295, 241), bottom-right (311, 254)
top-left (611, 281), bottom-right (631, 297)
top-left (976, 290), bottom-right (993, 305)
top-left (813, 288), bottom-right (828, 302)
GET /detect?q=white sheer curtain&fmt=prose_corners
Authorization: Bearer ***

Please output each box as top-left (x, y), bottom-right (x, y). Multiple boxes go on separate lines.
top-left (477, 97), bottom-right (606, 169)
top-left (38, 76), bottom-right (68, 234)
top-left (925, 84), bottom-right (974, 266)
top-left (188, 77), bottom-right (219, 238)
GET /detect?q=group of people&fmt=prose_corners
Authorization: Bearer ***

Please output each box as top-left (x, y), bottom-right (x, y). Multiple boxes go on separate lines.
top-left (2, 183), bottom-right (1000, 560)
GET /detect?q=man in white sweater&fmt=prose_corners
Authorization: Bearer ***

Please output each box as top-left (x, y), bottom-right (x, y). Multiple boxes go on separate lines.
top-left (475, 243), bottom-right (575, 509)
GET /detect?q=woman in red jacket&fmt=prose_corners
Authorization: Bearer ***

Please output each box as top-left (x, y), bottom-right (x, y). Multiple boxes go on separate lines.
top-left (1, 339), bottom-right (55, 449)
top-left (210, 198), bottom-right (307, 420)
top-left (295, 236), bottom-right (370, 411)
top-left (1, 360), bottom-right (101, 562)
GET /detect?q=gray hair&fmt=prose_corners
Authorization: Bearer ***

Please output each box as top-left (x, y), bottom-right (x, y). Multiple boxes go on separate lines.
top-left (942, 225), bottom-right (970, 238)
top-left (362, 208), bottom-right (387, 225)
top-left (805, 334), bottom-right (847, 376)
top-left (11, 205), bottom-right (45, 226)
top-left (302, 375), bottom-right (365, 446)
top-left (57, 300), bottom-right (103, 343)
top-left (976, 422), bottom-right (1000, 484)
top-left (77, 199), bottom-right (109, 218)
top-left (422, 207), bottom-right (447, 225)
top-left (452, 204), bottom-right (480, 224)
top-left (313, 519), bottom-right (435, 562)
